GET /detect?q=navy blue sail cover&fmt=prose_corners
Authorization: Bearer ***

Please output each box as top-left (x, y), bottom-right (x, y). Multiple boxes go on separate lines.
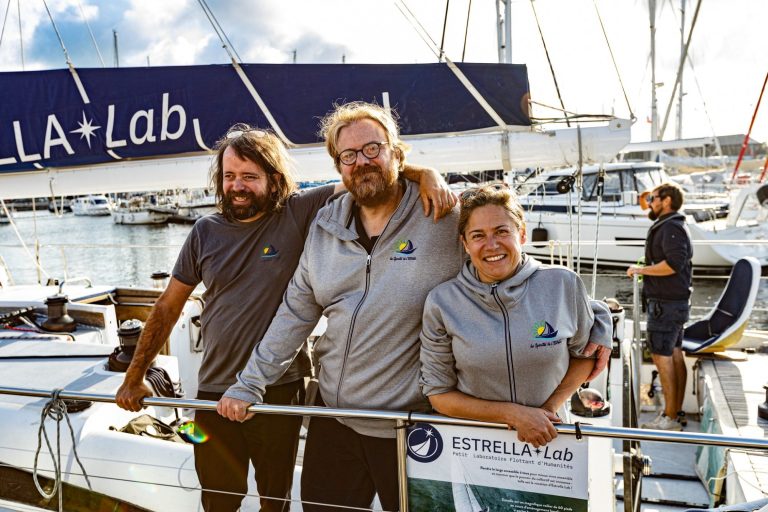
top-left (0, 63), bottom-right (529, 172)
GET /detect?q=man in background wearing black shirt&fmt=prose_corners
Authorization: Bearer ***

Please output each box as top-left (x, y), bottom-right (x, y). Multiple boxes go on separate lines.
top-left (627, 181), bottom-right (692, 431)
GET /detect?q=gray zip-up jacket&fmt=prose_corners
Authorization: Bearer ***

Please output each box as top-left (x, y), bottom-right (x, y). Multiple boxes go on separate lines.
top-left (225, 180), bottom-right (464, 437)
top-left (420, 255), bottom-right (612, 412)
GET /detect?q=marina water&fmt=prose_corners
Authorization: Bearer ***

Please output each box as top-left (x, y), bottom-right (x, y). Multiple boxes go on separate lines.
top-left (2, 211), bottom-right (767, 330)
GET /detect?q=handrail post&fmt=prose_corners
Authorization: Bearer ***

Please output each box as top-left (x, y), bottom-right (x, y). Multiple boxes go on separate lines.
top-left (632, 275), bottom-right (642, 406)
top-left (396, 419), bottom-right (409, 512)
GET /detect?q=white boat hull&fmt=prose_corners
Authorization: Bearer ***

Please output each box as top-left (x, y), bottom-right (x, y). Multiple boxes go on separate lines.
top-left (523, 210), bottom-right (768, 271)
top-left (111, 208), bottom-right (170, 225)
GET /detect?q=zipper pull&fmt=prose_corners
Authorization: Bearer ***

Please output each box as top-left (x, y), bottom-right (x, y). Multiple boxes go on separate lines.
top-left (366, 254), bottom-right (371, 274)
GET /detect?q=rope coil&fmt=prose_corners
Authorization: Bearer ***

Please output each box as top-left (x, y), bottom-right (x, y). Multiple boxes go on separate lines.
top-left (33, 388), bottom-right (92, 511)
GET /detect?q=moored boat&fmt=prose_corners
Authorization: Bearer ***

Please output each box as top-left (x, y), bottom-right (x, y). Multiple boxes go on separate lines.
top-left (70, 195), bottom-right (112, 217)
top-left (515, 162), bottom-right (768, 271)
top-left (111, 197), bottom-right (171, 225)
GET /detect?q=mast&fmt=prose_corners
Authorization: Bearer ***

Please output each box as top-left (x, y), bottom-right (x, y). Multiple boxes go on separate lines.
top-left (649, 0), bottom-right (659, 144)
top-left (675, 0), bottom-right (685, 140)
top-left (496, 0), bottom-right (512, 63)
top-left (113, 30), bottom-right (119, 67)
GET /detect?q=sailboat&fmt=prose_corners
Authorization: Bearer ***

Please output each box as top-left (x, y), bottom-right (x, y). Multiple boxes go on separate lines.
top-left (2, 4), bottom-right (766, 512)
top-left (516, 161), bottom-right (768, 271)
top-left (0, 61), bottom-right (631, 201)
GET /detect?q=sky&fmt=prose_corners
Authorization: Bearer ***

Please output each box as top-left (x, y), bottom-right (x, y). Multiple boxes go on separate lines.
top-left (1, 0), bottom-right (766, 145)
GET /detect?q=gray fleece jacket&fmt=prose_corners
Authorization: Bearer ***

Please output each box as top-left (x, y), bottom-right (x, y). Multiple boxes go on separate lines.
top-left (225, 180), bottom-right (464, 437)
top-left (420, 255), bottom-right (612, 411)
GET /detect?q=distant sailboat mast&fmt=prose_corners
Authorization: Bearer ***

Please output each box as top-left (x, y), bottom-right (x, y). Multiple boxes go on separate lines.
top-left (496, 0), bottom-right (512, 64)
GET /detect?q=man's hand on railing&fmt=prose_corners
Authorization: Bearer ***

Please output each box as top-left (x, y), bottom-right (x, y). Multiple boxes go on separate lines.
top-left (115, 379), bottom-right (153, 412)
top-left (217, 396), bottom-right (255, 422)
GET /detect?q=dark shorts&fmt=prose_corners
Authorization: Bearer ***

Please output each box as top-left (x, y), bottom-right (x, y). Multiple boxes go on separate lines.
top-left (646, 298), bottom-right (689, 356)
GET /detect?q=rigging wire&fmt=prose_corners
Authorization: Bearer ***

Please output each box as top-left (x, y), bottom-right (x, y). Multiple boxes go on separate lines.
top-left (592, 0), bottom-right (635, 122)
top-left (76, 0), bottom-right (104, 67)
top-left (664, 4), bottom-right (723, 157)
top-left (0, 199), bottom-right (50, 282)
top-left (0, 0), bottom-right (11, 53)
top-left (197, 0), bottom-right (242, 63)
top-left (461, 0), bottom-right (471, 61)
top-left (529, 0), bottom-right (570, 127)
top-left (40, 0), bottom-right (74, 67)
top-left (16, 0), bottom-right (22, 69)
top-left (438, 0), bottom-right (450, 62)
top-left (684, 53), bottom-right (723, 157)
top-left (393, 0), bottom-right (508, 129)
top-left (659, 0), bottom-right (703, 139)
top-left (393, 0), bottom-right (441, 60)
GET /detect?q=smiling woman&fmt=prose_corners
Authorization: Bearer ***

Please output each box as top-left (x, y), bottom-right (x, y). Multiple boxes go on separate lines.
top-left (419, 184), bottom-right (613, 449)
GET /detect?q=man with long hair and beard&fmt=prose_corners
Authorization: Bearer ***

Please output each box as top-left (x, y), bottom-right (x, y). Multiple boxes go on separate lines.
top-left (116, 122), bottom-right (454, 512)
top-left (627, 181), bottom-right (693, 431)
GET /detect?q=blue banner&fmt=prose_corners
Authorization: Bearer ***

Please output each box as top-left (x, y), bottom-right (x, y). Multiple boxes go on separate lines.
top-left (0, 63), bottom-right (529, 173)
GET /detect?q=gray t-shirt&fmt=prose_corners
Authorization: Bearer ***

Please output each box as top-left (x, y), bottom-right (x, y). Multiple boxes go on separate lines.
top-left (173, 184), bottom-right (336, 393)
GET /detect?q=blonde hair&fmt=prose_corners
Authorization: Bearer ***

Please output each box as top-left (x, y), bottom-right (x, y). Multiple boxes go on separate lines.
top-left (319, 101), bottom-right (410, 172)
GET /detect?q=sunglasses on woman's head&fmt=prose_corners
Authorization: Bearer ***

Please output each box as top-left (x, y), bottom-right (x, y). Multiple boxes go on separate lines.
top-left (459, 183), bottom-right (509, 202)
top-left (226, 129), bottom-right (267, 140)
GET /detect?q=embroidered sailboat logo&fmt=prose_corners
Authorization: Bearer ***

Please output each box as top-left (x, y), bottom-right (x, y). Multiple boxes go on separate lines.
top-left (261, 244), bottom-right (279, 259)
top-left (394, 239), bottom-right (416, 254)
top-left (533, 321), bottom-right (558, 339)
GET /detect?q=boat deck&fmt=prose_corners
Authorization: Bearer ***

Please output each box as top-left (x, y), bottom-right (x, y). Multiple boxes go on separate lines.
top-left (698, 352), bottom-right (768, 504)
top-left (613, 351), bottom-right (768, 511)
top-left (615, 414), bottom-right (710, 511)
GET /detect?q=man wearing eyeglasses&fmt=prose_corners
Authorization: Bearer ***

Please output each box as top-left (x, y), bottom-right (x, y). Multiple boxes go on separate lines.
top-left (218, 102), bottom-right (613, 511)
top-left (627, 182), bottom-right (692, 431)
top-left (115, 123), bottom-right (453, 512)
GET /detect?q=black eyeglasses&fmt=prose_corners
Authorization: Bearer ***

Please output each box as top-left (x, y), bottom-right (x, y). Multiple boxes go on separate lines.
top-left (337, 141), bottom-right (388, 166)
top-left (227, 129), bottom-right (267, 140)
top-left (459, 183), bottom-right (509, 202)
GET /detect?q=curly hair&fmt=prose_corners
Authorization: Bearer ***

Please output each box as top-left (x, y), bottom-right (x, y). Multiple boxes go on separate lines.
top-left (209, 124), bottom-right (297, 214)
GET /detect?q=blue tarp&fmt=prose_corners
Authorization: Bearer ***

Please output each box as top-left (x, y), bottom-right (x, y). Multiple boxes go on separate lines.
top-left (0, 63), bottom-right (529, 173)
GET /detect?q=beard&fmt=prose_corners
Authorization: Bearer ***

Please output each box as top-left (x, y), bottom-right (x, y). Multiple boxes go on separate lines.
top-left (648, 208), bottom-right (659, 221)
top-left (222, 189), bottom-right (270, 221)
top-left (343, 164), bottom-right (398, 207)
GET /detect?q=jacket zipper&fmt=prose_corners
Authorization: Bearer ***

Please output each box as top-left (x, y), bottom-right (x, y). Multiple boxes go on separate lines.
top-left (334, 189), bottom-right (402, 407)
top-left (491, 283), bottom-right (516, 402)
top-left (335, 252), bottom-right (372, 407)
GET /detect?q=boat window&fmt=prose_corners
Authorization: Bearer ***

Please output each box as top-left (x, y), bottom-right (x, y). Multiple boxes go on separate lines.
top-left (621, 170), bottom-right (635, 193)
top-left (602, 172), bottom-right (621, 201)
top-left (635, 171), bottom-right (656, 193)
top-left (581, 172), bottom-right (620, 201)
top-left (520, 178), bottom-right (563, 196)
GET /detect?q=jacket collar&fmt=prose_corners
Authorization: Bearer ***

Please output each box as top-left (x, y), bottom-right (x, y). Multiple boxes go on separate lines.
top-left (316, 177), bottom-right (415, 241)
top-left (457, 254), bottom-right (542, 307)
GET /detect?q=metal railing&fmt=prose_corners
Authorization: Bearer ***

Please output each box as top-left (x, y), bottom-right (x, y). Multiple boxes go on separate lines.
top-left (1, 386), bottom-right (768, 511)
